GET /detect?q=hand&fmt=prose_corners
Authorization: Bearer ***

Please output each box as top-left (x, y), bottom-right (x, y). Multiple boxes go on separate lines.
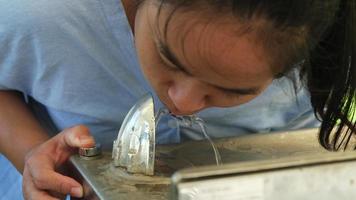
top-left (22, 125), bottom-right (95, 200)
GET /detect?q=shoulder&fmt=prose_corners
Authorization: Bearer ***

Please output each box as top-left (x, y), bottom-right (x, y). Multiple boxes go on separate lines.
top-left (0, 0), bottom-right (100, 35)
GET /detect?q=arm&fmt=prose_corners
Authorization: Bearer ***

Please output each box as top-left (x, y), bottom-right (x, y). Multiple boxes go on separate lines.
top-left (0, 90), bottom-right (95, 199)
top-left (0, 90), bottom-right (49, 172)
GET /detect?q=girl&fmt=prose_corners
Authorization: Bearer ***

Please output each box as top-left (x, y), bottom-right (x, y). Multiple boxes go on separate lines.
top-left (0, 0), bottom-right (354, 199)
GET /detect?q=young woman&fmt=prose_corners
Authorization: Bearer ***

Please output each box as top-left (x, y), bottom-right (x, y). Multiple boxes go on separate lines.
top-left (0, 0), bottom-right (354, 199)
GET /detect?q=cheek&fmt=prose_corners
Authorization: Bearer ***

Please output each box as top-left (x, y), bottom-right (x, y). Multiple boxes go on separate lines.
top-left (207, 94), bottom-right (239, 107)
top-left (208, 90), bottom-right (263, 108)
top-left (138, 48), bottom-right (177, 94)
top-left (140, 51), bottom-right (179, 88)
top-left (144, 58), bottom-right (176, 87)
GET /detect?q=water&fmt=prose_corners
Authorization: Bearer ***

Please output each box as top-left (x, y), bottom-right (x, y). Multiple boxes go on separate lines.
top-left (155, 108), bottom-right (222, 166)
top-left (155, 108), bottom-right (169, 128)
top-left (194, 117), bottom-right (222, 165)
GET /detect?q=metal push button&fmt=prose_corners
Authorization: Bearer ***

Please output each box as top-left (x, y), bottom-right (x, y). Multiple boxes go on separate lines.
top-left (79, 144), bottom-right (102, 159)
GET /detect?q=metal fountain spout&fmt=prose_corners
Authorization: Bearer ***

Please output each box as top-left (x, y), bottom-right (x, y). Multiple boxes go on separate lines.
top-left (112, 93), bottom-right (156, 175)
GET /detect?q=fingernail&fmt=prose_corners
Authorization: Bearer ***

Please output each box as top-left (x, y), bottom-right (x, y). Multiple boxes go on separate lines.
top-left (79, 135), bottom-right (94, 145)
top-left (71, 187), bottom-right (83, 197)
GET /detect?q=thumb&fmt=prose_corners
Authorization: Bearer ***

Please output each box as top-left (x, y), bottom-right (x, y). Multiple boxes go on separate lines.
top-left (49, 125), bottom-right (96, 163)
top-left (62, 125), bottom-right (96, 148)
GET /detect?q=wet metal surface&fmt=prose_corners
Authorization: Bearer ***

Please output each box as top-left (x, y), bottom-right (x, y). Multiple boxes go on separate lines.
top-left (69, 128), bottom-right (356, 200)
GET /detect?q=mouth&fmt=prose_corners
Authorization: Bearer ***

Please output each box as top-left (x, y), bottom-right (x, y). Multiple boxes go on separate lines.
top-left (157, 93), bottom-right (201, 116)
top-left (162, 104), bottom-right (200, 116)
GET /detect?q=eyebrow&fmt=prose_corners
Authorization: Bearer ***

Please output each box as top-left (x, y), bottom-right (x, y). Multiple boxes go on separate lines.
top-left (157, 40), bottom-right (261, 95)
top-left (157, 40), bottom-right (193, 75)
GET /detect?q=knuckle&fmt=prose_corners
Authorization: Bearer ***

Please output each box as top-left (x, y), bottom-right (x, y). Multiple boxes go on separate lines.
top-left (24, 153), bottom-right (34, 165)
top-left (33, 176), bottom-right (47, 188)
top-left (58, 181), bottom-right (71, 194)
top-left (23, 156), bottom-right (36, 172)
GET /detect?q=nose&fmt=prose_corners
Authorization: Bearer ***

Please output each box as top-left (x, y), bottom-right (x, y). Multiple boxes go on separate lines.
top-left (167, 79), bottom-right (207, 115)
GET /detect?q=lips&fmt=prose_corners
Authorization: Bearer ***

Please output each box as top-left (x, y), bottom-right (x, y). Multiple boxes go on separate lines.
top-left (156, 91), bottom-right (201, 116)
top-left (163, 103), bottom-right (199, 116)
top-left (158, 96), bottom-right (186, 115)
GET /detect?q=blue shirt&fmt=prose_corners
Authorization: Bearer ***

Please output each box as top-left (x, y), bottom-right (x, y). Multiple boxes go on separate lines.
top-left (0, 0), bottom-right (320, 199)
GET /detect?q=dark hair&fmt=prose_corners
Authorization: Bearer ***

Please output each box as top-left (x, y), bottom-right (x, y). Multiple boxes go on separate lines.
top-left (306, 0), bottom-right (356, 150)
top-left (149, 0), bottom-right (356, 150)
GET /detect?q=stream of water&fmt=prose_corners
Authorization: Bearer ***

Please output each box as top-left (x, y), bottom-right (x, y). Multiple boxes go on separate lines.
top-left (155, 108), bottom-right (222, 165)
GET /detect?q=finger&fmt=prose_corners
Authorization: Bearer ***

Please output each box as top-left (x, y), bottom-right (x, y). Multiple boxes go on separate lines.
top-left (30, 168), bottom-right (83, 198)
top-left (48, 191), bottom-right (66, 200)
top-left (38, 125), bottom-right (95, 165)
top-left (62, 125), bottom-right (96, 148)
top-left (23, 168), bottom-right (62, 200)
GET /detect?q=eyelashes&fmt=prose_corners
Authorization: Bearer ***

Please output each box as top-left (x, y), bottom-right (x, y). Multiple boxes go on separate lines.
top-left (160, 55), bottom-right (178, 71)
top-left (221, 90), bottom-right (242, 99)
top-left (156, 46), bottom-right (180, 71)
top-left (156, 51), bottom-right (245, 99)
top-left (154, 42), bottom-right (254, 101)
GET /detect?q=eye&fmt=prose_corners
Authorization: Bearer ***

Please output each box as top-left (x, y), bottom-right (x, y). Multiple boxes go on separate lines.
top-left (157, 48), bottom-right (194, 77)
top-left (155, 40), bottom-right (193, 74)
top-left (157, 47), bottom-right (179, 71)
top-left (221, 90), bottom-right (241, 99)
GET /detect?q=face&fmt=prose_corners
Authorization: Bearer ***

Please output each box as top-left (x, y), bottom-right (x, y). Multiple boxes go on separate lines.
top-left (134, 1), bottom-right (275, 115)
